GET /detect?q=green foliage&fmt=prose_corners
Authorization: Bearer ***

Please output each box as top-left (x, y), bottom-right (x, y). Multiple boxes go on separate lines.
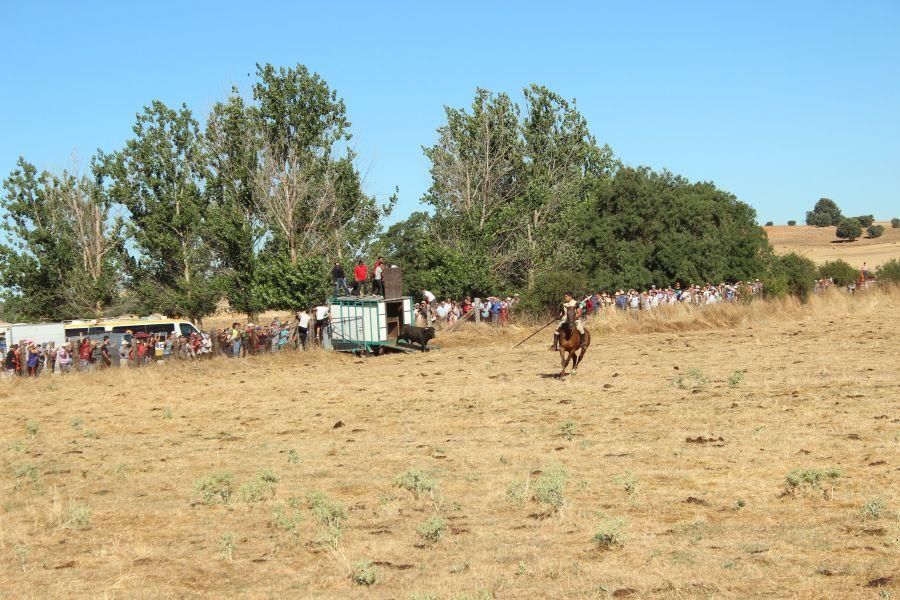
top-left (727, 371), bottom-right (744, 386)
top-left (853, 215), bottom-right (875, 227)
top-left (592, 517), bottom-right (627, 548)
top-left (765, 221), bottom-right (774, 226)
top-left (287, 449), bottom-right (300, 464)
top-left (506, 479), bottom-right (530, 506)
top-left (786, 220), bottom-right (796, 226)
top-left (238, 469), bottom-right (278, 503)
top-left (805, 198), bottom-right (842, 226)
top-left (351, 560), bottom-right (378, 586)
top-left (614, 471), bottom-right (639, 497)
top-left (867, 224), bottom-right (884, 238)
top-left (891, 218), bottom-right (900, 228)
top-left (0, 157), bottom-right (125, 319)
top-left (194, 471), bottom-right (234, 504)
top-left (220, 532), bottom-right (235, 560)
top-left (395, 469), bottom-right (436, 497)
top-left (25, 421), bottom-right (39, 438)
top-left (533, 462), bottom-right (568, 510)
top-left (818, 260), bottom-right (858, 286)
top-left (249, 256), bottom-right (330, 310)
top-left (60, 504), bottom-right (92, 530)
top-left (519, 270), bottom-right (589, 315)
top-left (417, 514), bottom-right (447, 545)
top-left (675, 368), bottom-right (708, 389)
top-left (560, 420), bottom-right (577, 441)
top-left (306, 492), bottom-right (347, 528)
top-left (835, 218), bottom-right (862, 241)
top-left (860, 497), bottom-right (886, 520)
top-left (784, 467), bottom-right (841, 493)
top-left (876, 259), bottom-right (900, 283)
top-left (582, 168), bottom-right (769, 290)
top-left (765, 252), bottom-right (817, 301)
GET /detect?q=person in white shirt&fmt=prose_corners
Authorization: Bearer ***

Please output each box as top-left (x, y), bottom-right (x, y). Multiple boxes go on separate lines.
top-left (296, 309), bottom-right (311, 350)
top-left (314, 304), bottom-right (329, 345)
top-left (421, 289), bottom-right (436, 306)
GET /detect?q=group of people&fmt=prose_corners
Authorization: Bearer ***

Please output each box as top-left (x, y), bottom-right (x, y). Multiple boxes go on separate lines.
top-left (582, 280), bottom-right (765, 313)
top-left (331, 257), bottom-right (389, 297)
top-left (414, 293), bottom-right (519, 327)
top-left (215, 307), bottom-right (332, 358)
top-left (3, 331), bottom-right (217, 378)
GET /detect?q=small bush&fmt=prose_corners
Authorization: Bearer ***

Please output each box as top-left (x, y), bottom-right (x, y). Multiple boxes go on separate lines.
top-left (853, 214), bottom-right (875, 227)
top-left (784, 467), bottom-right (841, 495)
top-left (892, 217), bottom-right (900, 228)
top-left (417, 514), bottom-right (447, 545)
top-left (727, 371), bottom-right (744, 387)
top-left (765, 252), bottom-right (818, 300)
top-left (395, 469), bottom-right (436, 497)
top-left (835, 218), bottom-right (862, 241)
top-left (819, 259), bottom-right (858, 286)
top-left (351, 560), bottom-right (377, 586)
top-left (876, 258), bottom-right (900, 283)
top-left (25, 421), bottom-right (39, 438)
top-left (306, 492), bottom-right (347, 527)
top-left (614, 471), bottom-right (639, 497)
top-left (272, 503), bottom-right (304, 531)
top-left (560, 420), bottom-right (577, 441)
top-left (220, 532), bottom-right (235, 560)
top-left (765, 221), bottom-right (774, 227)
top-left (860, 497), bottom-right (886, 520)
top-left (675, 368), bottom-right (708, 389)
top-left (593, 517), bottom-right (627, 549)
top-left (506, 479), bottom-right (530, 506)
top-left (533, 463), bottom-right (568, 510)
top-left (14, 463), bottom-right (39, 489)
top-left (69, 417), bottom-right (83, 430)
top-left (787, 220), bottom-right (796, 226)
top-left (287, 449), bottom-right (300, 464)
top-left (60, 504), bottom-right (92, 530)
top-left (194, 471), bottom-right (234, 505)
top-left (239, 469), bottom-right (278, 503)
top-left (867, 224), bottom-right (884, 238)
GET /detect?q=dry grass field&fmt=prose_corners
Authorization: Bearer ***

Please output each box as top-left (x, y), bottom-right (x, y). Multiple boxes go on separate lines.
top-left (1, 290), bottom-right (898, 599)
top-left (765, 222), bottom-right (900, 269)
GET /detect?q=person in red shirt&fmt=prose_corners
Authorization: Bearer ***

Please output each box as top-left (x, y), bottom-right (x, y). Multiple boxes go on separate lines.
top-left (353, 258), bottom-right (369, 296)
top-left (78, 338), bottom-right (94, 371)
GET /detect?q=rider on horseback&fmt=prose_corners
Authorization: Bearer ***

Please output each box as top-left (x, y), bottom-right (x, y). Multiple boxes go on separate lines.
top-left (550, 292), bottom-right (585, 351)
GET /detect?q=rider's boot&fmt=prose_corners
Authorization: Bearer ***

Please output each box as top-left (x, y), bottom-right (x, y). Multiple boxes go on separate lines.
top-left (549, 332), bottom-right (559, 351)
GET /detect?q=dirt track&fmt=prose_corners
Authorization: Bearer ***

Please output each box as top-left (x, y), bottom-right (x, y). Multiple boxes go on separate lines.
top-left (0, 291), bottom-right (898, 598)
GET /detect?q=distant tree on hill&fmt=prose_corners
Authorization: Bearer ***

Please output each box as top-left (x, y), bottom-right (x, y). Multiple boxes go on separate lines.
top-left (853, 214), bottom-right (874, 227)
top-left (805, 198), bottom-right (842, 226)
top-left (765, 221), bottom-right (773, 226)
top-left (787, 220), bottom-right (796, 226)
top-left (891, 217), bottom-right (900, 228)
top-left (835, 218), bottom-right (862, 242)
top-left (867, 224), bottom-right (884, 238)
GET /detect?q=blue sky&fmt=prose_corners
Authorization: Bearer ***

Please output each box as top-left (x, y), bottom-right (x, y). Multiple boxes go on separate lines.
top-left (2, 1), bottom-right (898, 224)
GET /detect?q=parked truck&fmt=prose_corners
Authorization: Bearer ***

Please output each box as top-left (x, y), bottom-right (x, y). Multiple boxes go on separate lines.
top-left (0, 322), bottom-right (67, 352)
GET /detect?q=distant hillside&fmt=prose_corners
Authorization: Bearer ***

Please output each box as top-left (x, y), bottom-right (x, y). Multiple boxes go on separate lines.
top-left (764, 222), bottom-right (899, 268)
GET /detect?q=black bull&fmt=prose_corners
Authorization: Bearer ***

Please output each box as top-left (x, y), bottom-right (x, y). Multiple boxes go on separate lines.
top-left (398, 325), bottom-right (436, 352)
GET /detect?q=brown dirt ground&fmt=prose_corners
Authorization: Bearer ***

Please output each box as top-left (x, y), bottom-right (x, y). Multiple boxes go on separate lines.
top-left (765, 222), bottom-right (900, 269)
top-left (0, 290), bottom-right (897, 599)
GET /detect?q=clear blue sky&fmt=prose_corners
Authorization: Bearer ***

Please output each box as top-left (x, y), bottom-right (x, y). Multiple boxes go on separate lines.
top-left (2, 1), bottom-right (898, 225)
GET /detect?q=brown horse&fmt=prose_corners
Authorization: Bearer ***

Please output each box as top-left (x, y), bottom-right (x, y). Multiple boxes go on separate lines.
top-left (558, 324), bottom-right (590, 377)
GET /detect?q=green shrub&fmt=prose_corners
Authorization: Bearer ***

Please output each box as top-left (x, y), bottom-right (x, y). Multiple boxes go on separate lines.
top-left (853, 214), bottom-right (875, 227)
top-left (877, 259), bottom-right (900, 283)
top-left (533, 463), bottom-right (568, 510)
top-left (560, 421), bottom-right (577, 441)
top-left (60, 504), bottom-right (92, 530)
top-left (306, 492), bottom-right (347, 527)
top-left (220, 532), bottom-right (235, 560)
top-left (818, 259), bottom-right (858, 286)
top-left (784, 467), bottom-right (841, 494)
top-left (239, 469), bottom-right (278, 503)
top-left (765, 221), bottom-right (774, 227)
top-left (593, 517), bottom-right (627, 548)
top-left (786, 220), bottom-right (796, 226)
top-left (892, 217), bottom-right (900, 228)
top-left (614, 471), bottom-right (639, 497)
top-left (727, 371), bottom-right (744, 387)
top-left (765, 252), bottom-right (817, 300)
top-left (351, 560), bottom-right (377, 586)
top-left (417, 514), bottom-right (447, 545)
top-left (835, 218), bottom-right (862, 241)
top-left (805, 211), bottom-right (834, 227)
top-left (506, 479), bottom-right (530, 506)
top-left (519, 270), bottom-right (590, 316)
top-left (395, 469), bottom-right (436, 497)
top-left (867, 224), bottom-right (884, 238)
top-left (25, 421), bottom-right (39, 438)
top-left (860, 497), bottom-right (886, 520)
top-left (194, 471), bottom-right (234, 504)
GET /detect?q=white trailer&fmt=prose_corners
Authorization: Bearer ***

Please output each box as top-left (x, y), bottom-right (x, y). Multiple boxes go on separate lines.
top-left (5, 323), bottom-right (67, 349)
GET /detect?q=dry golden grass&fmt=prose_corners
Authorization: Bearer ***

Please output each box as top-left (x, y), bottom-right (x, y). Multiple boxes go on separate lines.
top-left (1, 291), bottom-right (898, 599)
top-left (765, 222), bottom-right (900, 268)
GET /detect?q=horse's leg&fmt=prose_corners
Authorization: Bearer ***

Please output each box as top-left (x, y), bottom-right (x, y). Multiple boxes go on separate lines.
top-left (559, 348), bottom-right (568, 377)
top-left (573, 346), bottom-right (587, 373)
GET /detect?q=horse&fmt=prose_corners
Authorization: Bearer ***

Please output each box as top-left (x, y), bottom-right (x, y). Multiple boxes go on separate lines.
top-left (557, 323), bottom-right (590, 377)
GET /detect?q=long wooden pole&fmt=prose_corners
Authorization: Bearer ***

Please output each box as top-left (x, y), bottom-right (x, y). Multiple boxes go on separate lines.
top-left (512, 317), bottom-right (557, 349)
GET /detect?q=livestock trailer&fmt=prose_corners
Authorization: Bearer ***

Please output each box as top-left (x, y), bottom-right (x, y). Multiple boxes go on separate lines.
top-left (328, 296), bottom-right (415, 353)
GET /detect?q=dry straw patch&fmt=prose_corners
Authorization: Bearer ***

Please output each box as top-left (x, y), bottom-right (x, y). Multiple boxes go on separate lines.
top-left (0, 290), bottom-right (897, 598)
